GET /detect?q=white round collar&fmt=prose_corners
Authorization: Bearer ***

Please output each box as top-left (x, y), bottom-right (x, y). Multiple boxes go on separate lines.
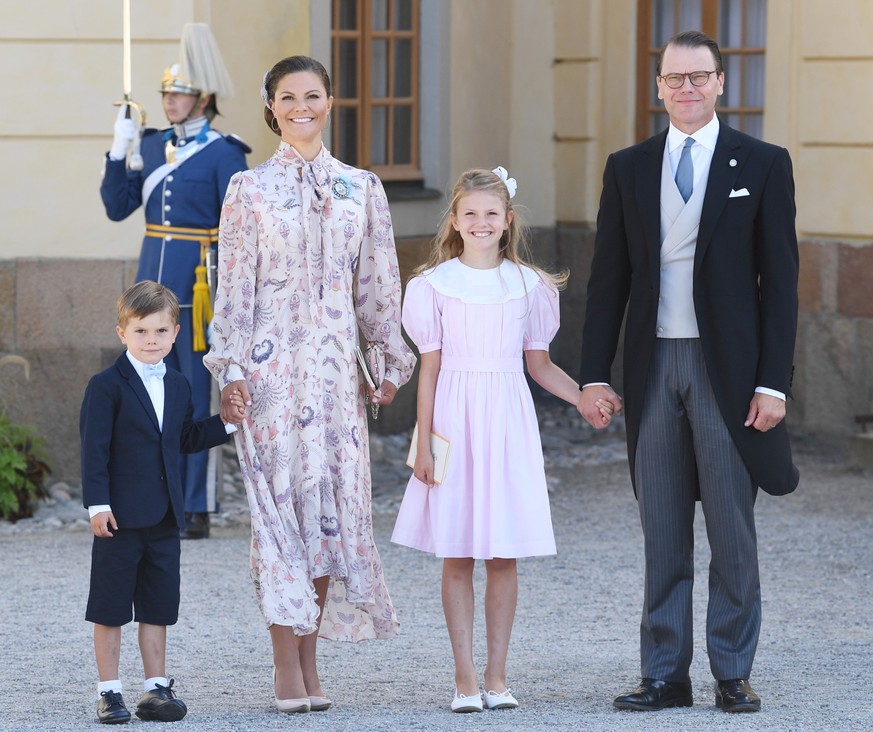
top-left (422, 258), bottom-right (541, 304)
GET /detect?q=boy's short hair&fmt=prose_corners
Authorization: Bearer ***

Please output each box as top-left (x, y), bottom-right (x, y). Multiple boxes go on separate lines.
top-left (117, 280), bottom-right (180, 328)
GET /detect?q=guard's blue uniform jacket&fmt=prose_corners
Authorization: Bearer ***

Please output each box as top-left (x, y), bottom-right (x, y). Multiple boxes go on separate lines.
top-left (100, 124), bottom-right (248, 514)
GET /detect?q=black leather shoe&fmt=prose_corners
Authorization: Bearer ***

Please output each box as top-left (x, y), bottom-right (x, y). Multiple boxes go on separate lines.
top-left (715, 679), bottom-right (761, 712)
top-left (613, 678), bottom-right (693, 711)
top-left (97, 690), bottom-right (131, 724)
top-left (180, 512), bottom-right (210, 540)
top-left (135, 679), bottom-right (188, 722)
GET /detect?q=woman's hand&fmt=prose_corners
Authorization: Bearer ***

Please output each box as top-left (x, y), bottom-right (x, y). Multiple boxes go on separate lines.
top-left (370, 379), bottom-right (398, 407)
top-left (221, 380), bottom-right (251, 424)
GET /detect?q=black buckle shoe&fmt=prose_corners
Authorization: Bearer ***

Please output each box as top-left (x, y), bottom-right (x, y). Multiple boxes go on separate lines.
top-left (97, 690), bottom-right (131, 724)
top-left (715, 679), bottom-right (761, 713)
top-left (613, 678), bottom-right (693, 711)
top-left (135, 679), bottom-right (188, 722)
top-left (180, 512), bottom-right (210, 540)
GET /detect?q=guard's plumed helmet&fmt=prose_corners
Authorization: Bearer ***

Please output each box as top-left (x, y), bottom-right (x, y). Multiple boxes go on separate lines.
top-left (160, 24), bottom-right (234, 101)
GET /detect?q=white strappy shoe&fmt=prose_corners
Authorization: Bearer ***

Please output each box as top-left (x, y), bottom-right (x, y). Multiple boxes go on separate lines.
top-left (451, 689), bottom-right (484, 713)
top-left (484, 688), bottom-right (519, 710)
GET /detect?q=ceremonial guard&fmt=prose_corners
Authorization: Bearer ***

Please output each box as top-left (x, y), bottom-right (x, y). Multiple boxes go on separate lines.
top-left (100, 23), bottom-right (249, 539)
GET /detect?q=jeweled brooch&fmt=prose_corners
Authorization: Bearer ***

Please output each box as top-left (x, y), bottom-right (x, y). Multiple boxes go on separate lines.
top-left (331, 177), bottom-right (351, 199)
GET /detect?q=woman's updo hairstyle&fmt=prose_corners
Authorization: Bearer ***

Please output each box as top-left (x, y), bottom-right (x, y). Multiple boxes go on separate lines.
top-left (262, 56), bottom-right (332, 136)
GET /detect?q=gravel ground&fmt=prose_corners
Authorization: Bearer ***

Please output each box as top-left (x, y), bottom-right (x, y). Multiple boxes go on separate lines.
top-left (1, 404), bottom-right (871, 731)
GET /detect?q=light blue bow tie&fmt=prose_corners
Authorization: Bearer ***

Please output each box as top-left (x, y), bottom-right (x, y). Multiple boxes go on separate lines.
top-left (144, 362), bottom-right (166, 381)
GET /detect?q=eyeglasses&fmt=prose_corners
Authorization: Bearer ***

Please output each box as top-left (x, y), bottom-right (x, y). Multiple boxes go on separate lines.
top-left (658, 70), bottom-right (718, 89)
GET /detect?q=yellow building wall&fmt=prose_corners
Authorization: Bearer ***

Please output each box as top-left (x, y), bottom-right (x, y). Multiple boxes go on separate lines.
top-left (0, 0), bottom-right (309, 259)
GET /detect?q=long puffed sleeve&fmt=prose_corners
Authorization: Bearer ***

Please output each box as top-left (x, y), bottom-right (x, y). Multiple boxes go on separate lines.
top-left (353, 173), bottom-right (415, 388)
top-left (523, 280), bottom-right (561, 352)
top-left (203, 171), bottom-right (259, 387)
top-left (401, 276), bottom-right (443, 353)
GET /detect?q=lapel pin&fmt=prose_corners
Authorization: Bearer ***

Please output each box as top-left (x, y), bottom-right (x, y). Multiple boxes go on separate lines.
top-left (729, 159), bottom-right (737, 167)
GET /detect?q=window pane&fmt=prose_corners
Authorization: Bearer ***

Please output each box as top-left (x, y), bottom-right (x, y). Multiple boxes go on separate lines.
top-left (336, 106), bottom-right (358, 165)
top-left (649, 54), bottom-right (661, 104)
top-left (650, 111), bottom-right (669, 137)
top-left (338, 0), bottom-right (357, 30)
top-left (372, 0), bottom-right (388, 30)
top-left (394, 39), bottom-right (412, 96)
top-left (678, 0), bottom-right (702, 33)
top-left (724, 54), bottom-right (742, 107)
top-left (338, 39), bottom-right (358, 98)
top-left (743, 54), bottom-right (765, 107)
top-left (393, 106), bottom-right (412, 164)
top-left (653, 0), bottom-right (675, 46)
top-left (726, 113), bottom-right (741, 130)
top-left (745, 0), bottom-right (767, 46)
top-left (371, 39), bottom-right (388, 98)
top-left (720, 0), bottom-right (743, 46)
top-left (394, 0), bottom-right (413, 30)
top-left (744, 114), bottom-right (763, 139)
top-left (371, 106), bottom-right (387, 165)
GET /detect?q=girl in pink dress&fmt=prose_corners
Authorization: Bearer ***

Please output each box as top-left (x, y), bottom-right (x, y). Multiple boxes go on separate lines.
top-left (391, 168), bottom-right (615, 712)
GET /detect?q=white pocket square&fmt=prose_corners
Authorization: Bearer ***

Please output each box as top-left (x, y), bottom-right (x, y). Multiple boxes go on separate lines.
top-left (729, 187), bottom-right (750, 198)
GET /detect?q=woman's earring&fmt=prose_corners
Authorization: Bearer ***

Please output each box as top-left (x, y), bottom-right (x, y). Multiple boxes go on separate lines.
top-left (270, 115), bottom-right (280, 133)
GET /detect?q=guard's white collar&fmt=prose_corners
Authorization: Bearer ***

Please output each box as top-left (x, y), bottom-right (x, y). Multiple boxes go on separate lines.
top-left (422, 257), bottom-right (541, 304)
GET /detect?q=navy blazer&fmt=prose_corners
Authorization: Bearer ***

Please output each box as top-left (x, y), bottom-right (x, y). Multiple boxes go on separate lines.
top-left (580, 123), bottom-right (799, 496)
top-left (80, 353), bottom-right (230, 529)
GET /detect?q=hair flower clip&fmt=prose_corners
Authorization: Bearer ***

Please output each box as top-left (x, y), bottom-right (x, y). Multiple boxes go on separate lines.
top-left (491, 166), bottom-right (517, 199)
top-left (260, 71), bottom-right (270, 108)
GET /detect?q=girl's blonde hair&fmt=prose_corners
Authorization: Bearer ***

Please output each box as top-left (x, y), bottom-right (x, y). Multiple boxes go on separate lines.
top-left (414, 168), bottom-right (568, 290)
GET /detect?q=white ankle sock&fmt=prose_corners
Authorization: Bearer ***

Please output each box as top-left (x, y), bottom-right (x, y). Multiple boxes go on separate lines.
top-left (144, 676), bottom-right (168, 691)
top-left (97, 680), bottom-right (123, 700)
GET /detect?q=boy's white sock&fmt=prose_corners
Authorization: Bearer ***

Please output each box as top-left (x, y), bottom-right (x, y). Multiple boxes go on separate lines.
top-left (97, 680), bottom-right (123, 700)
top-left (144, 676), bottom-right (169, 691)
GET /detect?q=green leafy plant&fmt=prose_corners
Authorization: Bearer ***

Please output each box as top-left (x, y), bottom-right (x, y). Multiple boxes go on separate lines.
top-left (0, 411), bottom-right (51, 522)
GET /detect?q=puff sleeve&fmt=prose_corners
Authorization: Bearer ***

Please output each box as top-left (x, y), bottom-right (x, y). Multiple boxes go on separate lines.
top-left (523, 280), bottom-right (560, 352)
top-left (401, 276), bottom-right (443, 353)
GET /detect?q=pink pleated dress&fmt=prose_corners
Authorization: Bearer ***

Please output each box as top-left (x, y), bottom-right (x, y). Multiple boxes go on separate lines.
top-left (391, 257), bottom-right (558, 559)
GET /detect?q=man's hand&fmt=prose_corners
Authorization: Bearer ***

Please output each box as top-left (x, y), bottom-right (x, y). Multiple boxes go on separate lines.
top-left (577, 384), bottom-right (623, 429)
top-left (744, 392), bottom-right (786, 432)
top-left (91, 511), bottom-right (118, 538)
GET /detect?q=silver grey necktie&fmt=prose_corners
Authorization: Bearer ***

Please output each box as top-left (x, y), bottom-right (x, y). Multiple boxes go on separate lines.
top-left (675, 137), bottom-right (694, 202)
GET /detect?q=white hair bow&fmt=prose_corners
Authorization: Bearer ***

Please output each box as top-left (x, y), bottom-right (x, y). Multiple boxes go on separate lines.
top-left (491, 166), bottom-right (517, 199)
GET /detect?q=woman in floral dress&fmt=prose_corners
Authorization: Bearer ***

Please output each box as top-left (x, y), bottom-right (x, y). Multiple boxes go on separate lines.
top-left (204, 56), bottom-right (414, 713)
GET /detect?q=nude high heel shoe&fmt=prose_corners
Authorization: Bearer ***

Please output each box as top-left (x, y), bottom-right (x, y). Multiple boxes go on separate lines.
top-left (273, 668), bottom-right (310, 713)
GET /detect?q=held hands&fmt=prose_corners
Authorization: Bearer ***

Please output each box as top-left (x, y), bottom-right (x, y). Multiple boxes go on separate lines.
top-left (91, 510), bottom-right (118, 538)
top-left (109, 104), bottom-right (136, 161)
top-left (221, 380), bottom-right (251, 425)
top-left (577, 384), bottom-right (623, 429)
top-left (744, 392), bottom-right (786, 432)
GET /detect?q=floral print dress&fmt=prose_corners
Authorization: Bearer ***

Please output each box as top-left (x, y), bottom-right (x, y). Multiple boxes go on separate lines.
top-left (204, 142), bottom-right (414, 640)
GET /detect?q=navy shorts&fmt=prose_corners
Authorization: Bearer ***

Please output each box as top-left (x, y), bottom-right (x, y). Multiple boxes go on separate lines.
top-left (85, 511), bottom-right (181, 627)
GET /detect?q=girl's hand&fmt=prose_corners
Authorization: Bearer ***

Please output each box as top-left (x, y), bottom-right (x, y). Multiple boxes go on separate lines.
top-left (414, 450), bottom-right (436, 487)
top-left (221, 380), bottom-right (251, 424)
top-left (595, 398), bottom-right (616, 426)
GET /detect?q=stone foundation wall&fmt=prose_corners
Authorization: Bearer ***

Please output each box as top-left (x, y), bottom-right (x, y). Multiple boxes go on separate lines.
top-left (2, 231), bottom-right (871, 482)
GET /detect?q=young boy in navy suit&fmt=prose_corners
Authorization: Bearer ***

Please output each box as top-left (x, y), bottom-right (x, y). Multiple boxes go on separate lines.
top-left (80, 281), bottom-right (241, 724)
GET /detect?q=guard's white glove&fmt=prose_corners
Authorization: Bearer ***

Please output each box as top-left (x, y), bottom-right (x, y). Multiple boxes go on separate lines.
top-left (109, 105), bottom-right (136, 161)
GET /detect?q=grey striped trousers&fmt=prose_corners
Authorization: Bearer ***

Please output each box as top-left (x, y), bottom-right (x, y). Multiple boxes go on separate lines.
top-left (634, 338), bottom-right (760, 681)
